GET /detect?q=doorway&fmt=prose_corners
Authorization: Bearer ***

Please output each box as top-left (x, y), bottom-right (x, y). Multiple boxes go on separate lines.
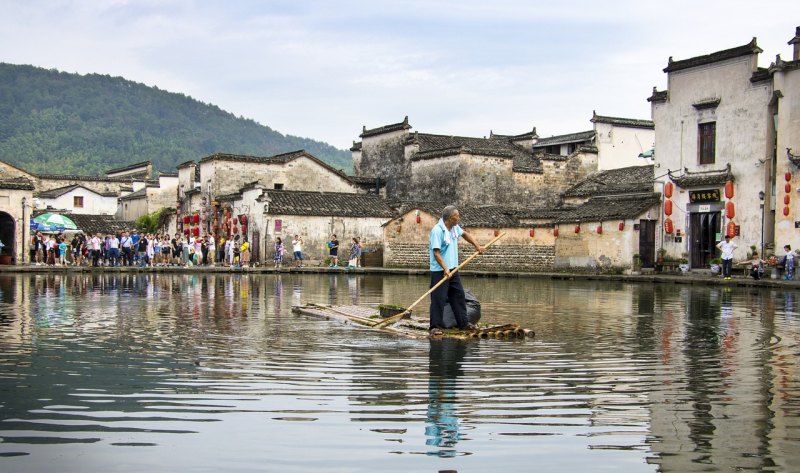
top-left (638, 219), bottom-right (656, 268)
top-left (0, 212), bottom-right (15, 264)
top-left (690, 212), bottom-right (720, 268)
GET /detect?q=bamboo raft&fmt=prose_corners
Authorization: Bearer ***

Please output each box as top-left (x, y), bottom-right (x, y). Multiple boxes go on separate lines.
top-left (292, 303), bottom-right (535, 340)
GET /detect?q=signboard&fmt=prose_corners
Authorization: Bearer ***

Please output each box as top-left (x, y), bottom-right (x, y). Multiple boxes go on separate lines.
top-left (275, 219), bottom-right (282, 234)
top-left (698, 204), bottom-right (711, 213)
top-left (689, 189), bottom-right (720, 203)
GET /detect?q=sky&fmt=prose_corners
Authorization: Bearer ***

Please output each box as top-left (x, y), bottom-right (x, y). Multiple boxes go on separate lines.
top-left (1, 1), bottom-right (797, 151)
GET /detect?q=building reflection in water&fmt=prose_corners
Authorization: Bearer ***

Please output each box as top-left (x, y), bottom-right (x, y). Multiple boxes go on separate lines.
top-left (425, 338), bottom-right (469, 457)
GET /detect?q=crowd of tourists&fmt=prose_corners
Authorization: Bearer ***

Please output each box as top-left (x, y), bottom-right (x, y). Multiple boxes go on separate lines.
top-left (29, 231), bottom-right (253, 268)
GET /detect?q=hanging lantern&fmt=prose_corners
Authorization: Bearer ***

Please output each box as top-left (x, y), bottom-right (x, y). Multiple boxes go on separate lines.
top-left (193, 214), bottom-right (200, 224)
top-left (529, 228), bottom-right (535, 237)
top-left (192, 227), bottom-right (200, 237)
top-left (183, 216), bottom-right (190, 224)
top-left (784, 206), bottom-right (791, 216)
top-left (664, 200), bottom-right (673, 216)
top-left (726, 221), bottom-right (737, 238)
top-left (664, 218), bottom-right (674, 234)
top-left (786, 183), bottom-right (792, 194)
top-left (575, 224), bottom-right (581, 234)
top-left (239, 215), bottom-right (248, 225)
top-left (554, 227), bottom-right (559, 237)
top-left (725, 201), bottom-right (735, 219)
top-left (786, 171), bottom-right (793, 182)
top-left (785, 195), bottom-right (791, 205)
top-left (618, 221), bottom-right (625, 231)
top-left (596, 224), bottom-right (603, 235)
top-left (664, 181), bottom-right (673, 199)
top-left (233, 226), bottom-right (239, 234)
top-left (724, 180), bottom-right (734, 199)
top-left (233, 217), bottom-right (239, 225)
top-left (184, 228), bottom-right (190, 234)
top-left (416, 214), bottom-right (421, 224)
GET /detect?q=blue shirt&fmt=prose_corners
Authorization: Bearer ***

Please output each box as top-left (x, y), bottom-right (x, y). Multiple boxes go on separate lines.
top-left (429, 223), bottom-right (463, 271)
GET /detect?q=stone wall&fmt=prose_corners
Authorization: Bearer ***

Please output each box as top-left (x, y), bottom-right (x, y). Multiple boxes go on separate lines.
top-left (385, 242), bottom-right (555, 271)
top-left (356, 130), bottom-right (410, 200)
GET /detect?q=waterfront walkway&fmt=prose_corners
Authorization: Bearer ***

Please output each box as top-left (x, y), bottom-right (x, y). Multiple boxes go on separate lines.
top-left (2, 264), bottom-right (799, 289)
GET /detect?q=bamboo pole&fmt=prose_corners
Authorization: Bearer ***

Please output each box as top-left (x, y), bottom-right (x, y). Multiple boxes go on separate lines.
top-left (373, 232), bottom-right (506, 328)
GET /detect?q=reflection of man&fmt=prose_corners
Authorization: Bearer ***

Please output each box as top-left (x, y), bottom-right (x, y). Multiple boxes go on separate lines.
top-left (426, 338), bottom-right (468, 457)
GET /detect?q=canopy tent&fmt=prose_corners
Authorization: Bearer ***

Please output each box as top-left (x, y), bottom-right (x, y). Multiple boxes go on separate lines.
top-left (31, 213), bottom-right (78, 233)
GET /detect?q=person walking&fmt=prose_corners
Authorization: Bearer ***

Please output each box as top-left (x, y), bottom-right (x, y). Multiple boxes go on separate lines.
top-left (240, 236), bottom-right (251, 268)
top-left (428, 205), bottom-right (484, 335)
top-left (716, 235), bottom-right (737, 280)
top-left (781, 244), bottom-right (795, 280)
top-left (348, 237), bottom-right (361, 268)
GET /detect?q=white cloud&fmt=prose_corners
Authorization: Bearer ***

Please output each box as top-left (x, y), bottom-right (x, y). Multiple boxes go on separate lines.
top-left (0, 0), bottom-right (797, 149)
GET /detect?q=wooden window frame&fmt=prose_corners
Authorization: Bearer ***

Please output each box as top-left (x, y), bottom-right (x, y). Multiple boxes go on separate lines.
top-left (698, 122), bottom-right (716, 165)
top-left (73, 196), bottom-right (84, 208)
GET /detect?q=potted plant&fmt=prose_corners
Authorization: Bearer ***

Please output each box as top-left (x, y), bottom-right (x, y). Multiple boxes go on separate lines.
top-left (679, 258), bottom-right (690, 273)
top-left (709, 257), bottom-right (722, 275)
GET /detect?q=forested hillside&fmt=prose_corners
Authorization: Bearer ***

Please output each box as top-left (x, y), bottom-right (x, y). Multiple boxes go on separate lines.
top-left (0, 63), bottom-right (351, 175)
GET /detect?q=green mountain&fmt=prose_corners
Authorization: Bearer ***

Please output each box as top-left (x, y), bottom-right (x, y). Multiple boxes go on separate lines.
top-left (0, 63), bottom-right (352, 176)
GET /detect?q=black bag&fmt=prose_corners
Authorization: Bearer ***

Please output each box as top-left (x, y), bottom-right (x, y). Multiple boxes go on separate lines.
top-left (442, 289), bottom-right (481, 328)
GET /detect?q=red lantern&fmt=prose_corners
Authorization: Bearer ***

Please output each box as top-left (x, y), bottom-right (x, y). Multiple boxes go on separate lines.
top-left (785, 195), bottom-right (791, 205)
top-left (554, 227), bottom-right (559, 237)
top-left (726, 221), bottom-right (736, 238)
top-left (664, 181), bottom-right (673, 199)
top-left (725, 201), bottom-right (735, 219)
top-left (597, 225), bottom-right (603, 235)
top-left (786, 183), bottom-right (792, 194)
top-left (233, 218), bottom-right (238, 225)
top-left (184, 228), bottom-right (190, 234)
top-left (664, 200), bottom-right (673, 216)
top-left (784, 206), bottom-right (791, 216)
top-left (416, 214), bottom-right (421, 224)
top-left (239, 215), bottom-right (248, 225)
top-left (193, 214), bottom-right (200, 224)
top-left (618, 221), bottom-right (625, 231)
top-left (494, 229), bottom-right (500, 237)
top-left (786, 171), bottom-right (792, 182)
top-left (575, 224), bottom-right (581, 234)
top-left (664, 218), bottom-right (674, 234)
top-left (724, 180), bottom-right (734, 199)
top-left (183, 216), bottom-right (190, 224)
top-left (529, 228), bottom-right (535, 237)
top-left (233, 226), bottom-right (239, 234)
top-left (192, 227), bottom-right (200, 237)
top-left (241, 225), bottom-right (247, 234)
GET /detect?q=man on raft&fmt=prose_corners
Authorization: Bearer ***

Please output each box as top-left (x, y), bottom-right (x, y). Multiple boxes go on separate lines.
top-left (429, 205), bottom-right (485, 336)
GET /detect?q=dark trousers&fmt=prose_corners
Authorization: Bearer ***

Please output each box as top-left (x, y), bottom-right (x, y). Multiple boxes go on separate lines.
top-left (722, 258), bottom-right (733, 277)
top-left (429, 270), bottom-right (467, 329)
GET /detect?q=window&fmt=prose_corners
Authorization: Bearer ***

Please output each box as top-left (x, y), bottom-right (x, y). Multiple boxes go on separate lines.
top-left (274, 183), bottom-right (284, 190)
top-left (74, 196), bottom-right (84, 208)
top-left (698, 122), bottom-right (716, 165)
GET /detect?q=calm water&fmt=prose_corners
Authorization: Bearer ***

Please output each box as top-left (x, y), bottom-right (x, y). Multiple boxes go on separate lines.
top-left (0, 273), bottom-right (799, 472)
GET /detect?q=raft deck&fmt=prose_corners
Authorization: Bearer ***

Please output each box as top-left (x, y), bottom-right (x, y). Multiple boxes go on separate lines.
top-left (292, 303), bottom-right (535, 340)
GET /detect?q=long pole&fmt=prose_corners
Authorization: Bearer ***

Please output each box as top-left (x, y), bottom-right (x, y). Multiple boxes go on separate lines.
top-left (373, 232), bottom-right (506, 328)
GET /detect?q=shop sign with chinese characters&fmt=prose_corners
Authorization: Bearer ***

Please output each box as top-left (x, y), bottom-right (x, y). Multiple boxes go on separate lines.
top-left (689, 189), bottom-right (720, 203)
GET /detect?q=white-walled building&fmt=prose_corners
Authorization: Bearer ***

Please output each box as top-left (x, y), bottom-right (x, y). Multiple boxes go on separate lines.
top-left (649, 27), bottom-right (800, 267)
top-left (35, 184), bottom-right (118, 215)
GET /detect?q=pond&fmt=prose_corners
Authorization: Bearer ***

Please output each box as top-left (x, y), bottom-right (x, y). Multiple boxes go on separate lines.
top-left (0, 273), bottom-right (798, 472)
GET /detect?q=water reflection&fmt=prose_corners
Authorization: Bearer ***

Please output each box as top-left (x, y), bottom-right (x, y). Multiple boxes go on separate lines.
top-left (425, 339), bottom-right (469, 457)
top-left (0, 273), bottom-right (798, 472)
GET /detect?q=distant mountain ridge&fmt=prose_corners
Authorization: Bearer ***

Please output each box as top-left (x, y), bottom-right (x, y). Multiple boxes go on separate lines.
top-left (0, 63), bottom-right (352, 177)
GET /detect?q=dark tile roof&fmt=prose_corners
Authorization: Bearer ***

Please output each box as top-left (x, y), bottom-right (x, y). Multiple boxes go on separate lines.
top-left (750, 67), bottom-right (771, 83)
top-left (789, 149), bottom-right (800, 168)
top-left (36, 174), bottom-right (132, 183)
top-left (692, 98), bottom-right (721, 110)
top-left (554, 193), bottom-right (662, 224)
top-left (360, 116), bottom-right (412, 138)
top-left (533, 130), bottom-right (595, 148)
top-left (512, 206), bottom-right (575, 219)
top-left (199, 150), bottom-right (350, 180)
top-left (647, 87), bottom-right (668, 103)
top-left (409, 133), bottom-right (543, 173)
top-left (0, 177), bottom-right (35, 190)
top-left (564, 165), bottom-right (655, 197)
top-left (669, 164), bottom-right (733, 188)
top-left (388, 201), bottom-right (524, 228)
top-left (35, 184), bottom-right (116, 199)
top-left (262, 190), bottom-right (395, 218)
top-left (69, 214), bottom-right (135, 235)
top-left (214, 192), bottom-right (241, 202)
top-left (177, 160), bottom-right (195, 169)
top-left (119, 188), bottom-right (147, 201)
top-left (664, 38), bottom-right (762, 73)
top-left (489, 127), bottom-right (538, 140)
top-left (159, 172), bottom-right (178, 178)
top-left (105, 160), bottom-right (151, 176)
top-left (591, 112), bottom-right (654, 129)
top-left (350, 141), bottom-right (362, 151)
